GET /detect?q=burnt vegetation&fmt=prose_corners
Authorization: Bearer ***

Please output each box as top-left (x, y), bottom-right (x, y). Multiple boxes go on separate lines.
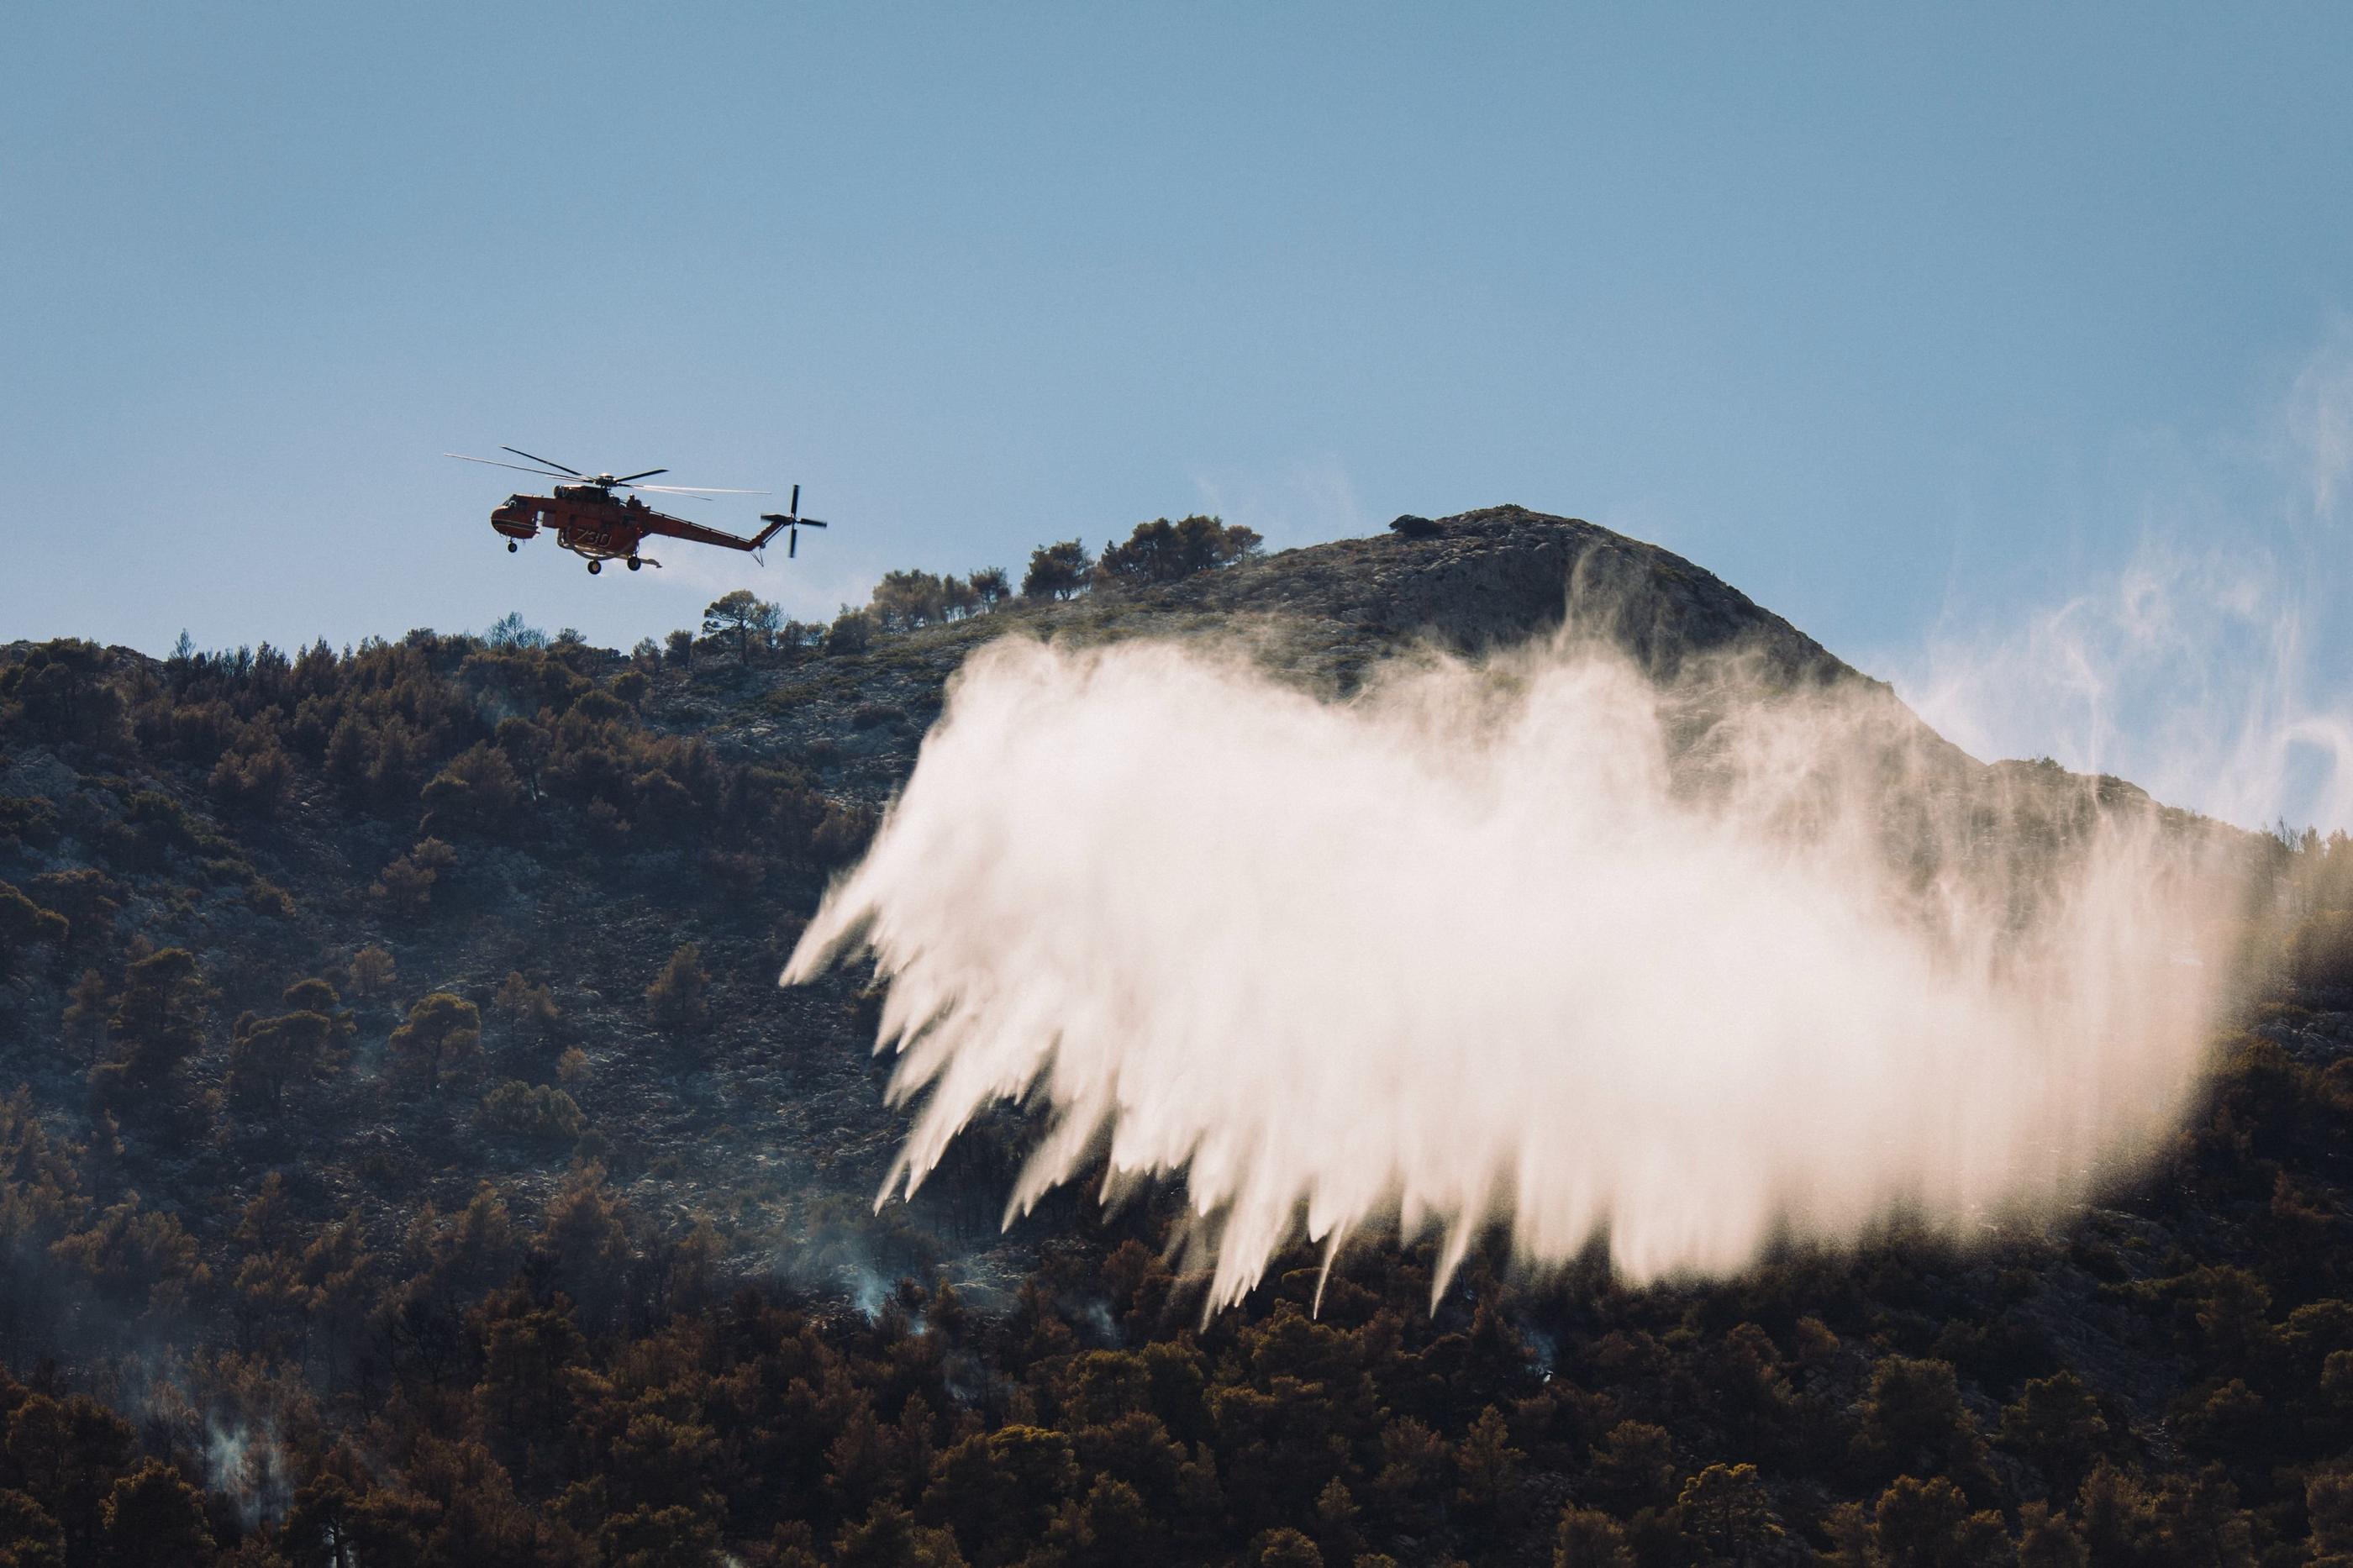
top-left (2, 513), bottom-right (2352, 1566)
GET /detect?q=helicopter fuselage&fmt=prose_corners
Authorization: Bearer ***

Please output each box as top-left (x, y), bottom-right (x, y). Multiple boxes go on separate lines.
top-left (492, 487), bottom-right (666, 560)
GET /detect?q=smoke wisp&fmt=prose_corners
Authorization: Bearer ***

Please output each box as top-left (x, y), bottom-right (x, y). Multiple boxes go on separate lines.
top-left (786, 628), bottom-right (2241, 1310)
top-left (1897, 323), bottom-right (2353, 837)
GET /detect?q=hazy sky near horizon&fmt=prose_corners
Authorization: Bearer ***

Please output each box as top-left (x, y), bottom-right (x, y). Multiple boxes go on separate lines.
top-left (6, 4), bottom-right (2352, 816)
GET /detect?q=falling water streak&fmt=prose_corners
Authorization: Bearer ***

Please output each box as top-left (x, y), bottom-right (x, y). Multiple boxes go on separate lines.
top-left (787, 624), bottom-right (2247, 1313)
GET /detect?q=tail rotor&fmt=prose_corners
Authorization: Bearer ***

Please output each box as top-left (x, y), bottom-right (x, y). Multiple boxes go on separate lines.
top-left (759, 482), bottom-right (829, 561)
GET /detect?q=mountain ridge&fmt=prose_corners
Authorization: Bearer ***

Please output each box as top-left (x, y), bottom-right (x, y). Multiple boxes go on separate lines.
top-left (1, 507), bottom-right (2346, 1568)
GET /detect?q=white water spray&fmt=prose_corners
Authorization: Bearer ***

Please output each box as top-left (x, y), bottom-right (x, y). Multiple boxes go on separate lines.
top-left (786, 626), bottom-right (2241, 1311)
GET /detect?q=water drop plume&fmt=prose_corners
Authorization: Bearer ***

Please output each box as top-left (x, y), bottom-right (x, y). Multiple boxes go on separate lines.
top-left (784, 620), bottom-right (2249, 1312)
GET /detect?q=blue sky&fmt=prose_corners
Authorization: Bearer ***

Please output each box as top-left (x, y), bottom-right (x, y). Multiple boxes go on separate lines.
top-left (5, 4), bottom-right (2351, 812)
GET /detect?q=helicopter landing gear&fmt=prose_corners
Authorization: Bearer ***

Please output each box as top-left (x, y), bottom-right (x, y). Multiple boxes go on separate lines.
top-left (507, 540), bottom-right (518, 553)
top-left (587, 560), bottom-right (602, 575)
top-left (626, 557), bottom-right (641, 571)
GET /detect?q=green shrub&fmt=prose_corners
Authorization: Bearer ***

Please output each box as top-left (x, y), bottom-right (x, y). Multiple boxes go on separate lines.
top-left (479, 1081), bottom-right (586, 1143)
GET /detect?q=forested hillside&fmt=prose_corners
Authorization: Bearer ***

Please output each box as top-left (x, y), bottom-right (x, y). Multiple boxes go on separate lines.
top-left (3, 510), bottom-right (2353, 1567)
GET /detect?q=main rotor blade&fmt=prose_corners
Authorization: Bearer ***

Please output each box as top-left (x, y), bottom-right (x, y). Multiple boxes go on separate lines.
top-left (448, 453), bottom-right (576, 480)
top-left (613, 468), bottom-right (667, 484)
top-left (502, 446), bottom-right (582, 476)
top-left (629, 483), bottom-right (769, 495)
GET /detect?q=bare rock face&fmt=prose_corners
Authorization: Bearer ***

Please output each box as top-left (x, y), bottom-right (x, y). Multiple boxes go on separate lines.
top-left (1162, 506), bottom-right (1855, 686)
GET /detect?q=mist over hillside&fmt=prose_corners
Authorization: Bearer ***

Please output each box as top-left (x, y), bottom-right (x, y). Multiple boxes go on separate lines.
top-left (3, 510), bottom-right (2351, 1568)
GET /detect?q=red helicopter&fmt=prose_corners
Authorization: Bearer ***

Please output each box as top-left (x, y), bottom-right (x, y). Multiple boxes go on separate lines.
top-left (447, 447), bottom-right (829, 573)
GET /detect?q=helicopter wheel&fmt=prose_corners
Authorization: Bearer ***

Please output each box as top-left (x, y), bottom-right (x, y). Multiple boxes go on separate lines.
top-left (507, 540), bottom-right (518, 553)
top-left (627, 557), bottom-right (641, 571)
top-left (587, 560), bottom-right (601, 575)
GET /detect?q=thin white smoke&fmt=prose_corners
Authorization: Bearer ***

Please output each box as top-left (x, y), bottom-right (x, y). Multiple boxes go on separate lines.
top-left (1898, 324), bottom-right (2353, 836)
top-left (1898, 539), bottom-right (2353, 837)
top-left (785, 627), bottom-right (2241, 1310)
